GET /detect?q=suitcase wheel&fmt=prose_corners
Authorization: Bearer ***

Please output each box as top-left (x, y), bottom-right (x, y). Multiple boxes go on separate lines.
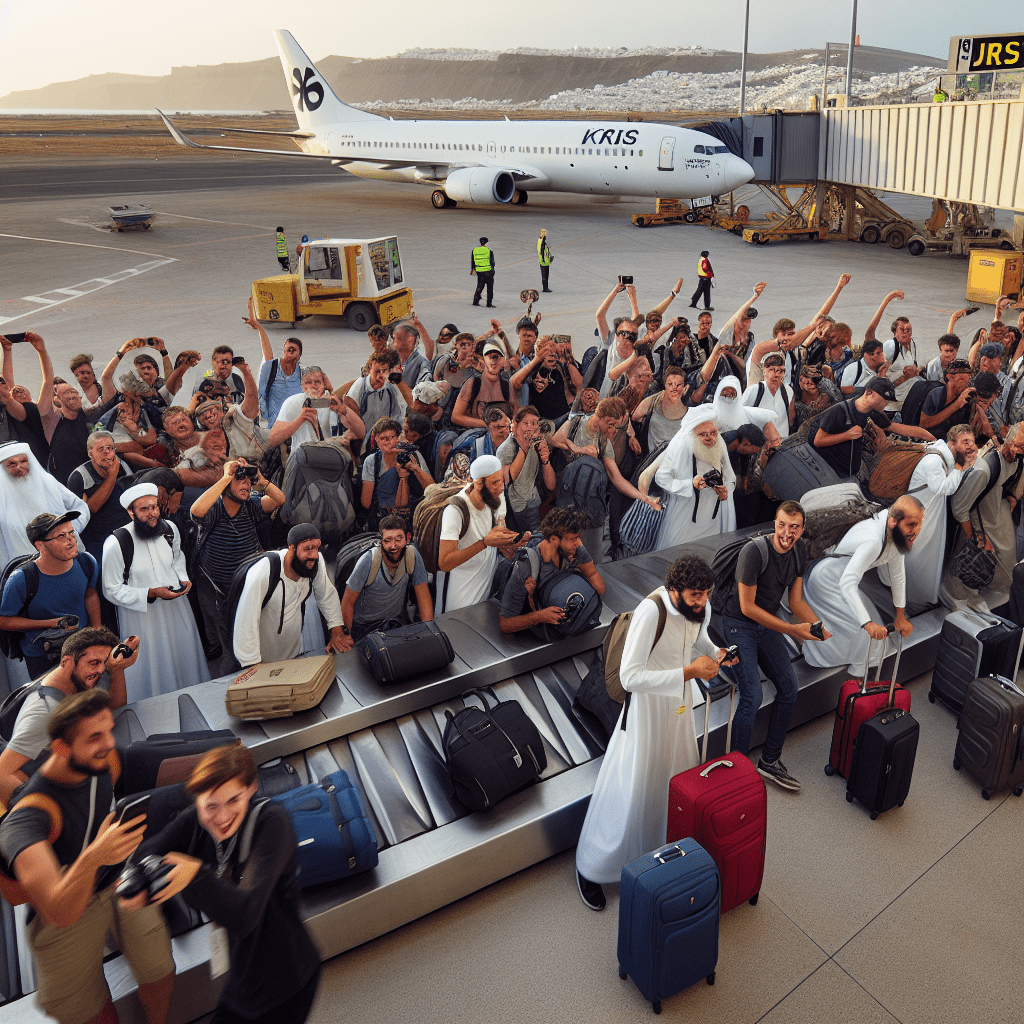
top-left (952, 758), bottom-right (960, 771)
top-left (982, 789), bottom-right (992, 801)
top-left (927, 692), bottom-right (935, 703)
top-left (652, 1000), bottom-right (662, 1014)
top-left (618, 969), bottom-right (626, 981)
top-left (824, 764), bottom-right (835, 777)
top-left (749, 893), bottom-right (759, 906)
top-left (845, 792), bottom-right (853, 802)
top-left (870, 811), bottom-right (879, 820)
top-left (1014, 786), bottom-right (1023, 797)
top-left (706, 971), bottom-right (716, 986)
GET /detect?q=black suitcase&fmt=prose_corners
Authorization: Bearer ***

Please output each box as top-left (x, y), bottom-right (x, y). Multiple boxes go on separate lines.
top-left (442, 686), bottom-right (546, 811)
top-left (359, 620), bottom-right (455, 683)
top-left (953, 675), bottom-right (1024, 800)
top-left (845, 675), bottom-right (920, 820)
top-left (118, 730), bottom-right (240, 795)
top-left (762, 444), bottom-right (841, 502)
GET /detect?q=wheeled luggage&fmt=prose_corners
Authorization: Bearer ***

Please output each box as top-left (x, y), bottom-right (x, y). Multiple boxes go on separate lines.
top-left (270, 769), bottom-right (378, 885)
top-left (845, 670), bottom-right (920, 820)
top-left (666, 674), bottom-right (766, 913)
top-left (118, 730), bottom-right (240, 794)
top-left (617, 838), bottom-right (720, 1014)
top-left (359, 621), bottom-right (455, 683)
top-left (826, 630), bottom-right (910, 780)
top-left (442, 686), bottom-right (546, 812)
top-left (225, 654), bottom-right (337, 721)
top-left (954, 675), bottom-right (1024, 800)
top-left (928, 609), bottom-right (1024, 717)
top-left (762, 444), bottom-right (841, 502)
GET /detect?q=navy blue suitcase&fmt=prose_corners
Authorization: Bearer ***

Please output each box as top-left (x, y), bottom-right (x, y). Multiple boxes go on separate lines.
top-left (617, 838), bottom-right (720, 1014)
top-left (271, 769), bottom-right (378, 886)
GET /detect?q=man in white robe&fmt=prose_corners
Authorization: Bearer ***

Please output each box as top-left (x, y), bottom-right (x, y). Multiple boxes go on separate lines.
top-left (903, 426), bottom-right (975, 613)
top-left (802, 496), bottom-right (923, 670)
top-left (575, 555), bottom-right (729, 910)
top-left (233, 523), bottom-right (347, 668)
top-left (101, 483), bottom-right (209, 702)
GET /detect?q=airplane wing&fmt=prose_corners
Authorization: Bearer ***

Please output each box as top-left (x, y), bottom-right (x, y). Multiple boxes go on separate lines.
top-left (157, 110), bottom-right (336, 160)
top-left (217, 126), bottom-right (316, 139)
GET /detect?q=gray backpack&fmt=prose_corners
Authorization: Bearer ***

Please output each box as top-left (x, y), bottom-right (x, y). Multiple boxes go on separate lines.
top-left (279, 441), bottom-right (356, 557)
top-left (556, 455), bottom-right (608, 529)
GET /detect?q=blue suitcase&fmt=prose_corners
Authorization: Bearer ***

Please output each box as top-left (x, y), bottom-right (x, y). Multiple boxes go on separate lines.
top-left (617, 838), bottom-right (720, 1014)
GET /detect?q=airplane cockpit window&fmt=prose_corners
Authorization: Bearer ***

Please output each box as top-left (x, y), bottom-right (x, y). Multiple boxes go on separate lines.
top-left (694, 145), bottom-right (706, 154)
top-left (713, 146), bottom-right (730, 153)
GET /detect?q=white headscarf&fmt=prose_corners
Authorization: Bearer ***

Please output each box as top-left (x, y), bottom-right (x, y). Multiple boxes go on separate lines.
top-left (711, 375), bottom-right (746, 431)
top-left (655, 406), bottom-right (735, 496)
top-left (0, 445), bottom-right (90, 565)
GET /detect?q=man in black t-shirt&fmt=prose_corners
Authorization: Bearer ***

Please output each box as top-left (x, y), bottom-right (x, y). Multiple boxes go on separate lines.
top-left (720, 501), bottom-right (832, 790)
top-left (0, 689), bottom-right (173, 1024)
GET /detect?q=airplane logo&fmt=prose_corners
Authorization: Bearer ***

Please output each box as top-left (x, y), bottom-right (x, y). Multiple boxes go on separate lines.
top-left (291, 67), bottom-right (323, 112)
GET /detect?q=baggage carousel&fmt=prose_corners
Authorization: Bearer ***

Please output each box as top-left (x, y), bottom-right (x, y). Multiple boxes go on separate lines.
top-left (0, 534), bottom-right (949, 1023)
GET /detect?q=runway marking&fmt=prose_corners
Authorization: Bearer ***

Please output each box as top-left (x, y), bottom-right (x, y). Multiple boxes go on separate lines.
top-left (0, 232), bottom-right (176, 259)
top-left (154, 212), bottom-right (278, 229)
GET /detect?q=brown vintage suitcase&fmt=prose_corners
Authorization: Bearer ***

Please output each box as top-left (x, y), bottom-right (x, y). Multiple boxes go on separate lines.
top-left (225, 655), bottom-right (337, 721)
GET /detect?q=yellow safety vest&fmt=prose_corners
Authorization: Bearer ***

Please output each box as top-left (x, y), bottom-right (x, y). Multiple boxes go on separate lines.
top-left (276, 233), bottom-right (288, 258)
top-left (538, 238), bottom-right (552, 266)
top-left (697, 256), bottom-right (712, 278)
top-left (472, 245), bottom-right (492, 272)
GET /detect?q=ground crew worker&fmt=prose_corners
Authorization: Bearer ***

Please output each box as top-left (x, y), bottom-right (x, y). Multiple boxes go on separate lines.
top-left (933, 86), bottom-right (946, 103)
top-left (538, 229), bottom-right (553, 292)
top-left (275, 227), bottom-right (289, 272)
top-left (472, 236), bottom-right (496, 308)
top-left (690, 250), bottom-right (713, 311)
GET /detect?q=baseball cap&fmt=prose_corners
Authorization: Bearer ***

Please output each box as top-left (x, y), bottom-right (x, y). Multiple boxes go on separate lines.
top-left (945, 358), bottom-right (972, 375)
top-left (979, 342), bottom-right (1006, 360)
top-left (482, 341), bottom-right (504, 357)
top-left (865, 378), bottom-right (897, 401)
top-left (26, 511), bottom-right (81, 544)
top-left (973, 371), bottom-right (1001, 397)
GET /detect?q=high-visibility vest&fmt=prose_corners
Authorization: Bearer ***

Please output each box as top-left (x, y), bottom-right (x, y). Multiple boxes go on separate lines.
top-left (472, 245), bottom-right (492, 272)
top-left (698, 256), bottom-right (712, 278)
top-left (538, 238), bottom-right (552, 266)
top-left (276, 233), bottom-right (288, 258)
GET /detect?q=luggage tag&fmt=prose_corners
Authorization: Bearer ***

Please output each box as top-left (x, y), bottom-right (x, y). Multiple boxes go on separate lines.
top-left (209, 923), bottom-right (230, 979)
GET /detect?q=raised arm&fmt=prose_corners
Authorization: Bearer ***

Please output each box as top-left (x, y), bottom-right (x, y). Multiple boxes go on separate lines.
top-left (27, 334), bottom-right (54, 413)
top-left (814, 273), bottom-right (851, 323)
top-left (246, 297), bottom-right (274, 363)
top-left (652, 279), bottom-right (684, 316)
top-left (595, 282), bottom-right (626, 341)
top-left (718, 282), bottom-right (767, 342)
top-left (864, 289), bottom-right (904, 342)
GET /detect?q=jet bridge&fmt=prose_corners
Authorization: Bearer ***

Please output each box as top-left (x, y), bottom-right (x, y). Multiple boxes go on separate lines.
top-left (0, 539), bottom-right (950, 1023)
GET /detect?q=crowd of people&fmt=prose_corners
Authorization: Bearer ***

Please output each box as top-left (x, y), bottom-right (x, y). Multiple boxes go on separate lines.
top-left (0, 272), bottom-right (1023, 1023)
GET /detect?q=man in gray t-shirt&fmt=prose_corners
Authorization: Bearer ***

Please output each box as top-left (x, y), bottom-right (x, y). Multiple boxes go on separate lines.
top-left (497, 406), bottom-right (556, 533)
top-left (340, 516), bottom-right (433, 641)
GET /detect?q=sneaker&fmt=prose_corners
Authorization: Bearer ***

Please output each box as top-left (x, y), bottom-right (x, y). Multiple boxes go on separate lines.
top-left (704, 306), bottom-right (714, 311)
top-left (757, 758), bottom-right (802, 792)
top-left (576, 870), bottom-right (606, 911)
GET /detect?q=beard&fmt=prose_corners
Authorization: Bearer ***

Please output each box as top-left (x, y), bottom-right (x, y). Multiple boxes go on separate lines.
top-left (890, 525), bottom-right (911, 552)
top-left (953, 450), bottom-right (967, 467)
top-left (383, 544), bottom-right (408, 569)
top-left (671, 591), bottom-right (708, 622)
top-left (479, 484), bottom-right (502, 510)
top-left (292, 556), bottom-right (320, 579)
top-left (69, 751), bottom-right (112, 777)
top-left (134, 516), bottom-right (167, 539)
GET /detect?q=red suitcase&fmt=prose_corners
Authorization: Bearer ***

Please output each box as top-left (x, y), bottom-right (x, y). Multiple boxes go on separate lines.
top-left (666, 675), bottom-right (768, 913)
top-left (826, 630), bottom-right (909, 780)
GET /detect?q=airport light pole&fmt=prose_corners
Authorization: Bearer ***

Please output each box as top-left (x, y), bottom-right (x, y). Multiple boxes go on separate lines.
top-left (845, 0), bottom-right (858, 100)
top-left (738, 0), bottom-right (750, 115)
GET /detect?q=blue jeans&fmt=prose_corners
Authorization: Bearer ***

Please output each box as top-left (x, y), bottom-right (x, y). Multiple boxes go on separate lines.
top-left (721, 615), bottom-right (799, 763)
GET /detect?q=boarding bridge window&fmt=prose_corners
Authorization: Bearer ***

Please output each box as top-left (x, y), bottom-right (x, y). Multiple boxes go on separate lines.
top-left (306, 246), bottom-right (344, 282)
top-left (753, 137), bottom-right (764, 157)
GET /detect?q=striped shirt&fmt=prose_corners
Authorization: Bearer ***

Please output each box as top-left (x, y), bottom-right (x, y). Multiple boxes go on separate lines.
top-left (193, 495), bottom-right (269, 591)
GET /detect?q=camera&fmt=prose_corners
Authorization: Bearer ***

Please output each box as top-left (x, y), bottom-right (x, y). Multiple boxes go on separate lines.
top-left (395, 442), bottom-right (418, 466)
top-left (703, 468), bottom-right (724, 488)
top-left (232, 355), bottom-right (246, 366)
top-left (117, 855), bottom-right (174, 902)
top-left (235, 464), bottom-right (259, 480)
top-left (388, 370), bottom-right (403, 384)
top-left (724, 645), bottom-right (740, 662)
top-left (303, 396), bottom-right (331, 409)
top-left (618, 275), bottom-right (633, 286)
top-left (112, 642), bottom-right (133, 660)
top-left (810, 620), bottom-right (825, 640)
top-left (532, 437), bottom-right (544, 453)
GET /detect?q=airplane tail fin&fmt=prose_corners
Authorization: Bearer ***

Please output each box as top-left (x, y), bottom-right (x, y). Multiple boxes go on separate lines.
top-left (274, 30), bottom-right (382, 127)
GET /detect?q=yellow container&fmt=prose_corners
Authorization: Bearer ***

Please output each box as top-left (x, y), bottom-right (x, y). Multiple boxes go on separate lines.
top-left (967, 249), bottom-right (1022, 304)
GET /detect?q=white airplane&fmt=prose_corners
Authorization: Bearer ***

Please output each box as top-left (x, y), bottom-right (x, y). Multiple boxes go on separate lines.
top-left (159, 30), bottom-right (754, 208)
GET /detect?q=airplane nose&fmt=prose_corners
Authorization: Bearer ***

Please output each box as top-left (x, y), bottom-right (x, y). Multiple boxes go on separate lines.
top-left (723, 154), bottom-right (755, 191)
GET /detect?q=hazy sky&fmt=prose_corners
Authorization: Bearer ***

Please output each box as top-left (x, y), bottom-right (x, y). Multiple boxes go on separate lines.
top-left (0, 0), bottom-right (1019, 97)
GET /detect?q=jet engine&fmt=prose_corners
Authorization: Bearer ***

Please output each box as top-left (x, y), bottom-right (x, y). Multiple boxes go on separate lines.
top-left (443, 167), bottom-right (516, 205)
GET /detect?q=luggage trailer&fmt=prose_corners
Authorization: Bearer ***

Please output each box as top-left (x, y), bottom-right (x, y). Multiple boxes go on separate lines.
top-left (0, 538), bottom-right (948, 1023)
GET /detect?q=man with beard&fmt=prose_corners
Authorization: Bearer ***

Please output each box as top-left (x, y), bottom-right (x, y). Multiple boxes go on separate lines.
top-left (232, 523), bottom-right (346, 667)
top-left (0, 627), bottom-right (135, 806)
top-left (191, 458), bottom-right (284, 673)
top-left (945, 423), bottom-right (1024, 611)
top-left (101, 484), bottom-right (209, 701)
top-left (720, 501), bottom-right (832, 792)
top-left (341, 514), bottom-right (433, 641)
top-left (575, 555), bottom-right (732, 911)
top-left (436, 454), bottom-right (519, 613)
top-left (801, 495), bottom-right (923, 671)
top-left (0, 688), bottom-right (174, 1024)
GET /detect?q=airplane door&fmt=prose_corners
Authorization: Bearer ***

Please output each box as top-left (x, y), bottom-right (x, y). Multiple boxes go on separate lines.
top-left (487, 141), bottom-right (496, 156)
top-left (658, 136), bottom-right (675, 171)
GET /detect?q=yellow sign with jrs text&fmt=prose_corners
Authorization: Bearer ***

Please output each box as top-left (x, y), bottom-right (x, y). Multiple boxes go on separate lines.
top-left (954, 34), bottom-right (1024, 73)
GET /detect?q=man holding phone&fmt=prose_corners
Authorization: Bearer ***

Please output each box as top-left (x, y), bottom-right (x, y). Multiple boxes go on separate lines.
top-left (102, 483), bottom-right (209, 702)
top-left (269, 366), bottom-right (346, 451)
top-left (188, 345), bottom-right (246, 413)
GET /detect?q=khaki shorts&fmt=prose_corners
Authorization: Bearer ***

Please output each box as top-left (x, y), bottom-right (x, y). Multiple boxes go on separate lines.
top-left (28, 885), bottom-right (173, 1024)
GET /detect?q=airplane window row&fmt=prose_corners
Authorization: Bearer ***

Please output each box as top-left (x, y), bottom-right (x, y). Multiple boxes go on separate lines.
top-left (338, 141), bottom-right (644, 158)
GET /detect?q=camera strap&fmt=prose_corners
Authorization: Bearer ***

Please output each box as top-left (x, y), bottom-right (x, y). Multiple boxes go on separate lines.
top-left (691, 454), bottom-right (721, 523)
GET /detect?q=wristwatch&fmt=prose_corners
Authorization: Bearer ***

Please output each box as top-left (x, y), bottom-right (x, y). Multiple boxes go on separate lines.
top-left (341, 626), bottom-right (350, 636)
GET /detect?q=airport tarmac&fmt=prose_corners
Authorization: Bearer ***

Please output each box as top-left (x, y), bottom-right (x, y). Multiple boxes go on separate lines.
top-left (0, 154), bottom-right (993, 404)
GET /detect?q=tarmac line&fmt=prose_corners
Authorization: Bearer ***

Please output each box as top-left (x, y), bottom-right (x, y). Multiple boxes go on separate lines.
top-left (153, 211), bottom-right (279, 229)
top-left (0, 231), bottom-right (177, 260)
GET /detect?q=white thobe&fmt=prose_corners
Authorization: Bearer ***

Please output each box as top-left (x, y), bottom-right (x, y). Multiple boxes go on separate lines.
top-left (654, 452), bottom-right (737, 548)
top-left (903, 443), bottom-right (963, 612)
top-left (802, 512), bottom-right (907, 670)
top-left (233, 551), bottom-right (344, 667)
top-left (576, 590), bottom-right (718, 885)
top-left (101, 522), bottom-right (210, 702)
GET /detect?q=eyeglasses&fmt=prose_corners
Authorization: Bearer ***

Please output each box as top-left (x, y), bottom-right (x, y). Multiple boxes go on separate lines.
top-left (617, 332), bottom-right (638, 341)
top-left (42, 530), bottom-right (76, 543)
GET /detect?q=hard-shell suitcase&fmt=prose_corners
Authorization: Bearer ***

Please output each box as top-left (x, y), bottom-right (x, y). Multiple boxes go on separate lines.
top-left (617, 838), bottom-right (720, 1014)
top-left (826, 631), bottom-right (910, 779)
top-left (954, 675), bottom-right (1024, 800)
top-left (928, 609), bottom-right (1024, 717)
top-left (225, 654), bottom-right (337, 721)
top-left (118, 730), bottom-right (240, 794)
top-left (845, 679), bottom-right (920, 819)
top-left (666, 675), bottom-right (767, 913)
top-left (360, 620), bottom-right (455, 683)
top-left (762, 444), bottom-right (841, 502)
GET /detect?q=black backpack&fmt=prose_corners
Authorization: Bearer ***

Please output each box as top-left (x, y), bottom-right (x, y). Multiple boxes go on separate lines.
top-left (900, 378), bottom-right (945, 428)
top-left (0, 680), bottom-right (65, 741)
top-left (224, 551), bottom-right (312, 644)
top-left (555, 455), bottom-right (608, 529)
top-left (709, 533), bottom-right (773, 615)
top-left (0, 552), bottom-right (93, 661)
top-left (112, 524), bottom-right (174, 584)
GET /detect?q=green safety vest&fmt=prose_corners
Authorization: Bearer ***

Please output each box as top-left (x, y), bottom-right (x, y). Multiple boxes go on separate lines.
top-left (538, 238), bottom-right (552, 266)
top-left (276, 233), bottom-right (288, 258)
top-left (472, 245), bottom-right (492, 272)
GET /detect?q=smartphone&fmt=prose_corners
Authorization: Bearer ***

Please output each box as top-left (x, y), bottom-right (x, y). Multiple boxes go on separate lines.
top-left (810, 621), bottom-right (825, 641)
top-left (724, 645), bottom-right (740, 661)
top-left (618, 275), bottom-right (633, 286)
top-left (114, 792), bottom-right (150, 825)
top-left (3, 333), bottom-right (28, 344)
top-left (964, 307), bottom-right (981, 317)
top-left (307, 397), bottom-right (331, 409)
top-left (232, 355), bottom-right (246, 366)
top-left (553, 334), bottom-right (572, 345)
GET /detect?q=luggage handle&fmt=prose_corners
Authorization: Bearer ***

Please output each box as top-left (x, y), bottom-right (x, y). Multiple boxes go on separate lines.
top-left (445, 705), bottom-right (524, 770)
top-left (699, 759), bottom-right (734, 778)
top-left (696, 672), bottom-right (737, 763)
top-left (860, 624), bottom-right (902, 703)
top-left (653, 843), bottom-right (687, 864)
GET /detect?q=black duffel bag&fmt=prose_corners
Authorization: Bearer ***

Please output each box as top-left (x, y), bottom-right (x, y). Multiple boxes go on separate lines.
top-left (118, 730), bottom-right (240, 796)
top-left (443, 686), bottom-right (547, 812)
top-left (359, 620), bottom-right (455, 683)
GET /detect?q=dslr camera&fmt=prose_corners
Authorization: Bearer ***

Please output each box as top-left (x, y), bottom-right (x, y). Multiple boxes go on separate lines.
top-left (395, 442), bottom-right (418, 466)
top-left (235, 464), bottom-right (259, 480)
top-left (117, 856), bottom-right (174, 903)
top-left (703, 468), bottom-right (724, 488)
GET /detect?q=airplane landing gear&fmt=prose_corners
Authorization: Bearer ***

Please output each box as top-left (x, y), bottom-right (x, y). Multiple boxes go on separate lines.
top-left (431, 190), bottom-right (457, 209)
top-left (512, 190), bottom-right (529, 205)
